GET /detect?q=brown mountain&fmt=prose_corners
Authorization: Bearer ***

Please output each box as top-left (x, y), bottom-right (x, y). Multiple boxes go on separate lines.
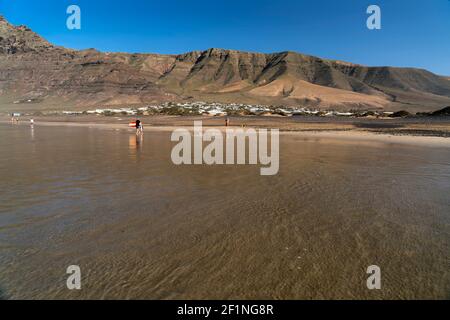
top-left (1, 16), bottom-right (450, 112)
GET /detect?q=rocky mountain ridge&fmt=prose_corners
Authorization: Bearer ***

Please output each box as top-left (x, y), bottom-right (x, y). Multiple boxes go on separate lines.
top-left (1, 16), bottom-right (449, 111)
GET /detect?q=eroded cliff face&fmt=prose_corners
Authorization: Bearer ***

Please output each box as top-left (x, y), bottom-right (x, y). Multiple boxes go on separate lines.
top-left (1, 16), bottom-right (450, 111)
top-left (0, 16), bottom-right (178, 108)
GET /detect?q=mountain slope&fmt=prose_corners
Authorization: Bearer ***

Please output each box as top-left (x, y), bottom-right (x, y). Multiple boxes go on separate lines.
top-left (1, 16), bottom-right (450, 111)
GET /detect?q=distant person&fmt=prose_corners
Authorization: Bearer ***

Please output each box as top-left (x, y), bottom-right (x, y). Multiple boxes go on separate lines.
top-left (136, 119), bottom-right (143, 135)
top-left (30, 118), bottom-right (34, 125)
top-left (225, 117), bottom-right (230, 127)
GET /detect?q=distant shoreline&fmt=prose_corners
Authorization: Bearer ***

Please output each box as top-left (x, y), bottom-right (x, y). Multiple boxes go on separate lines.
top-left (1, 115), bottom-right (450, 148)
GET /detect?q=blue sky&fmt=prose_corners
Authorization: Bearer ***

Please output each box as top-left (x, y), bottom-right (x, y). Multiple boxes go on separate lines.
top-left (1, 0), bottom-right (449, 75)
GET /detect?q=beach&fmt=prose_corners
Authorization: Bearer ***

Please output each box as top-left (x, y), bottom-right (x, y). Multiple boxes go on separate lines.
top-left (1, 0), bottom-right (450, 304)
top-left (0, 121), bottom-right (449, 299)
top-left (2, 114), bottom-right (450, 144)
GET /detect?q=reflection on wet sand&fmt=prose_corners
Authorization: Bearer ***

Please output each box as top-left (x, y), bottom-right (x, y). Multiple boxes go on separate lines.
top-left (30, 125), bottom-right (34, 140)
top-left (128, 134), bottom-right (143, 159)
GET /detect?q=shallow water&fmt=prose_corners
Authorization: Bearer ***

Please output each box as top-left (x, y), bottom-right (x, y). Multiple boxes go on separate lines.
top-left (0, 123), bottom-right (449, 299)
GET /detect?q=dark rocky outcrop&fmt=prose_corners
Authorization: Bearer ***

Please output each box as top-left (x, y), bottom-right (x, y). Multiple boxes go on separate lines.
top-left (431, 106), bottom-right (450, 116)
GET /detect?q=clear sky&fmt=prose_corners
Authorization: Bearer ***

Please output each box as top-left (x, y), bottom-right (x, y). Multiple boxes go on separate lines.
top-left (1, 0), bottom-right (449, 75)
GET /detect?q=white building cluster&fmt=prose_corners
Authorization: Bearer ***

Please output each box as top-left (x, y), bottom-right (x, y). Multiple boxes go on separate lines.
top-left (56, 102), bottom-right (394, 118)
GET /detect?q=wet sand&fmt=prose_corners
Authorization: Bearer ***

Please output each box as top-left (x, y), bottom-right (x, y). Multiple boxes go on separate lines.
top-left (1, 114), bottom-right (450, 136)
top-left (1, 115), bottom-right (450, 148)
top-left (0, 123), bottom-right (449, 299)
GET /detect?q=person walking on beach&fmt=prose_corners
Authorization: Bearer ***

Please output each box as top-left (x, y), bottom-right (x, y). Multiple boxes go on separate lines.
top-left (30, 118), bottom-right (34, 125)
top-left (136, 119), bottom-right (143, 135)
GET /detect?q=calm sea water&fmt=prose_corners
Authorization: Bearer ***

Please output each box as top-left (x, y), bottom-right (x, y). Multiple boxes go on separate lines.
top-left (0, 123), bottom-right (449, 299)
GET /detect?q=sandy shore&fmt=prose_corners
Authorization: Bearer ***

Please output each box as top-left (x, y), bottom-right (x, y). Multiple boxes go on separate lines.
top-left (1, 114), bottom-right (450, 147)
